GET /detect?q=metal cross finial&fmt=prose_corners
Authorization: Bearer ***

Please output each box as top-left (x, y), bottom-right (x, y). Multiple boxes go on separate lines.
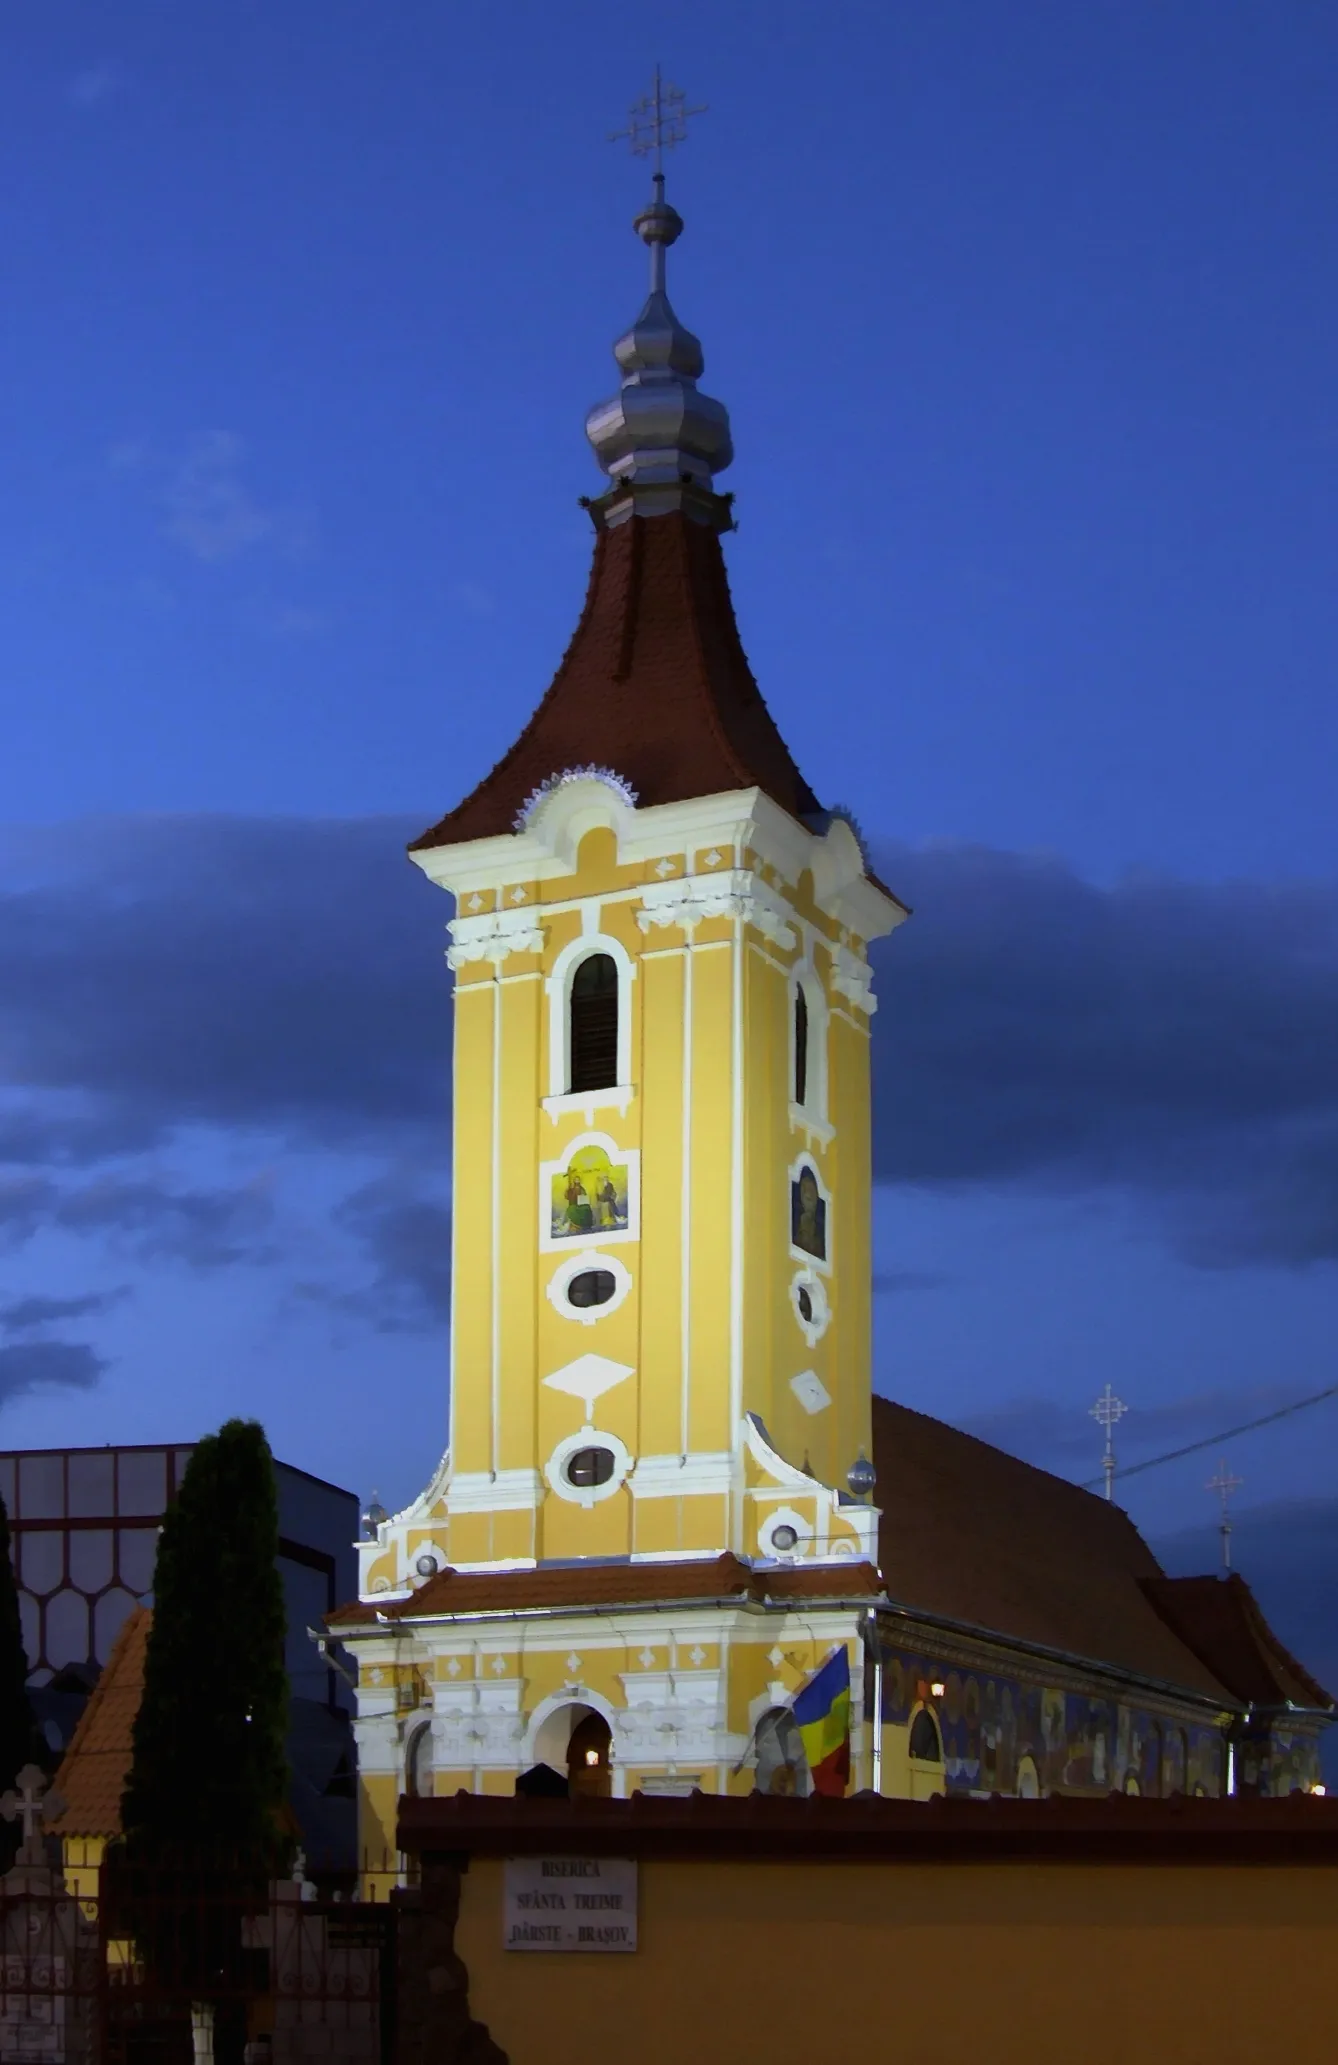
top-left (1207, 1458), bottom-right (1244, 1572)
top-left (610, 65), bottom-right (708, 175)
top-left (1089, 1384), bottom-right (1128, 1503)
top-left (0, 1762), bottom-right (66, 1866)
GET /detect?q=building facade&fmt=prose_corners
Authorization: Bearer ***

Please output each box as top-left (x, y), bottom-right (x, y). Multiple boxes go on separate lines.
top-left (330, 162), bottom-right (1331, 1845)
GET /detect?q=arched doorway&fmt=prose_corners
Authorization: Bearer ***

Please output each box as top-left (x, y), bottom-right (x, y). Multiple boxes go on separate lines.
top-left (531, 1699), bottom-right (614, 1797)
top-left (567, 1711), bottom-right (613, 1797)
top-left (1015, 1754), bottom-right (1040, 1800)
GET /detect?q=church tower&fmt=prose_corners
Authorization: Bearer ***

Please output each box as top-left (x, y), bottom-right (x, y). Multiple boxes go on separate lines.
top-left (334, 132), bottom-right (906, 1841)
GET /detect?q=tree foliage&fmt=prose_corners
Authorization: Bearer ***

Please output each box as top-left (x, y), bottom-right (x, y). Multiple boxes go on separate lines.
top-left (120, 1419), bottom-right (291, 1875)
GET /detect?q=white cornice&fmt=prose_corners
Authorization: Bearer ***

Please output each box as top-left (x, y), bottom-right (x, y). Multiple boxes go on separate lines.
top-left (411, 784), bottom-right (908, 942)
top-left (628, 1451), bottom-right (735, 1499)
top-left (637, 869), bottom-right (798, 949)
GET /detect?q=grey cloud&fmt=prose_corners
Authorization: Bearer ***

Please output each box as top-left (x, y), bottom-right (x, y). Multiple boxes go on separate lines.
top-left (0, 1340), bottom-right (107, 1405)
top-left (0, 1289), bottom-right (129, 1333)
top-left (331, 1175), bottom-right (451, 1332)
top-left (0, 1165), bottom-right (273, 1272)
top-left (55, 1174), bottom-right (276, 1268)
top-left (0, 815), bottom-right (446, 1159)
top-left (870, 844), bottom-right (1338, 1266)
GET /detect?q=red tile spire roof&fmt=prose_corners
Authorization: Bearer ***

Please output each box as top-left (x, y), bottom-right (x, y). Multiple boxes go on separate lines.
top-left (410, 505), bottom-right (823, 852)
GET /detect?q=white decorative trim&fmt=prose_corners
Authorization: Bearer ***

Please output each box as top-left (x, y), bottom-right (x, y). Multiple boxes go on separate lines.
top-left (545, 1249), bottom-right (634, 1325)
top-left (830, 943), bottom-right (878, 1016)
top-left (545, 931), bottom-right (636, 1099)
top-left (743, 1414), bottom-right (828, 1495)
top-left (628, 1451), bottom-right (734, 1500)
top-left (788, 1150), bottom-right (833, 1277)
top-left (789, 1267), bottom-right (831, 1348)
top-left (790, 1369), bottom-right (832, 1416)
top-left (680, 936), bottom-right (694, 1460)
top-left (542, 1085), bottom-right (635, 1124)
top-left (544, 1427), bottom-right (633, 1507)
top-left (407, 1537), bottom-right (448, 1585)
top-left (758, 1504), bottom-right (813, 1560)
top-left (446, 1556), bottom-right (540, 1574)
top-left (789, 1102), bottom-right (836, 1152)
top-left (446, 908), bottom-right (546, 969)
top-left (447, 1469), bottom-right (545, 1514)
top-left (729, 919), bottom-right (745, 1546)
top-left (788, 955), bottom-right (831, 1128)
top-left (515, 766), bottom-right (639, 831)
top-left (637, 869), bottom-right (798, 949)
top-left (491, 972), bottom-right (502, 1474)
top-left (542, 1350), bottom-right (635, 1417)
top-left (414, 789), bottom-right (907, 943)
top-left (524, 1685), bottom-right (622, 1768)
top-left (540, 1131), bottom-right (640, 1252)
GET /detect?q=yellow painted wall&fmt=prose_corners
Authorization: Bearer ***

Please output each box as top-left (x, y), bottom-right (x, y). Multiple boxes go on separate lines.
top-left (439, 818), bottom-right (880, 1571)
top-left (456, 1856), bottom-right (1338, 2065)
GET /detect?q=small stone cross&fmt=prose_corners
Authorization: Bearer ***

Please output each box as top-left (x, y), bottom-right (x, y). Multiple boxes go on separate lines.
top-left (0, 1764), bottom-right (66, 1865)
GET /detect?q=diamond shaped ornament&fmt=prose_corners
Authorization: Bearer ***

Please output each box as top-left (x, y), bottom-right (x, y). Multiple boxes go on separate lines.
top-left (543, 1352), bottom-right (635, 1417)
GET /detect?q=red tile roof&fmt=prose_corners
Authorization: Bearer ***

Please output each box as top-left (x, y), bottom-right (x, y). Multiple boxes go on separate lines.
top-left (410, 513), bottom-right (822, 851)
top-left (47, 1605), bottom-right (149, 1839)
top-left (400, 1786), bottom-right (1338, 1865)
top-left (329, 1553), bottom-right (880, 1628)
top-left (871, 1398), bottom-right (1234, 1700)
top-left (1142, 1573), bottom-right (1332, 1710)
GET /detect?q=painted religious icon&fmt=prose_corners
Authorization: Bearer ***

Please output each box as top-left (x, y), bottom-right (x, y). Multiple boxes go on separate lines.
top-left (550, 1143), bottom-right (629, 1241)
top-left (790, 1163), bottom-right (827, 1261)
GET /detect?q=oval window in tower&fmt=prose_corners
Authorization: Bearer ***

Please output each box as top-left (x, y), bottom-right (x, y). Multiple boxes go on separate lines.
top-left (564, 1446), bottom-right (617, 1490)
top-left (566, 1268), bottom-right (617, 1311)
top-left (569, 953), bottom-right (619, 1092)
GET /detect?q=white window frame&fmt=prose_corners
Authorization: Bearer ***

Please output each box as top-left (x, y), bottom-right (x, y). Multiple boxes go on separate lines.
top-left (545, 1249), bottom-right (634, 1326)
top-left (544, 1428), bottom-right (633, 1508)
top-left (544, 929), bottom-right (636, 1119)
top-left (788, 957), bottom-right (833, 1144)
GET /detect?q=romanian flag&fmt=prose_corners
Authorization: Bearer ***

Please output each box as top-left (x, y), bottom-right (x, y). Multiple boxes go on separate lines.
top-left (792, 1645), bottom-right (851, 1797)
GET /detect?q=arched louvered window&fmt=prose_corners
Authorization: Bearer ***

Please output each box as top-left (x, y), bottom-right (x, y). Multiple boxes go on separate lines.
top-left (794, 985), bottom-right (809, 1106)
top-left (569, 953), bottom-right (619, 1093)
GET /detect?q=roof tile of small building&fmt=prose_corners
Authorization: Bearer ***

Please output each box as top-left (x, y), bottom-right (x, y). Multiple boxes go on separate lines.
top-left (47, 1605), bottom-right (149, 1840)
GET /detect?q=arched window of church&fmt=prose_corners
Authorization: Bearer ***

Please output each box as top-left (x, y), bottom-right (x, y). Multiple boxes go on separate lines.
top-left (794, 985), bottom-right (809, 1107)
top-left (569, 954), bottom-right (619, 1093)
top-left (406, 1721), bottom-right (434, 1798)
top-left (909, 1708), bottom-right (942, 1764)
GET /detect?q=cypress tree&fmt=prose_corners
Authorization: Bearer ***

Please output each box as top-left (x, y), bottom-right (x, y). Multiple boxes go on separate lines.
top-left (0, 1490), bottom-right (39, 1868)
top-left (121, 1418), bottom-right (291, 1874)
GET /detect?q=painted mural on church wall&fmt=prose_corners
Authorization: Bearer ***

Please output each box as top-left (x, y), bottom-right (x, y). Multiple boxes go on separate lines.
top-left (550, 1145), bottom-right (630, 1242)
top-left (880, 1645), bottom-right (1228, 1799)
top-left (790, 1162), bottom-right (827, 1263)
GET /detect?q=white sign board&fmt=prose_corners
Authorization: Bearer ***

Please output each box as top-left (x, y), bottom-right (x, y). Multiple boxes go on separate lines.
top-left (503, 1858), bottom-right (637, 1953)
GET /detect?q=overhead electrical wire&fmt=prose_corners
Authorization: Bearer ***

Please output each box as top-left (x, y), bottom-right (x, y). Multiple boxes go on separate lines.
top-left (1079, 1382), bottom-right (1338, 1492)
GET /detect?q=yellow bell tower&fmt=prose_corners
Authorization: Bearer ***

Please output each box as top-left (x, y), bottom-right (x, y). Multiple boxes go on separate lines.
top-left (334, 152), bottom-right (906, 1836)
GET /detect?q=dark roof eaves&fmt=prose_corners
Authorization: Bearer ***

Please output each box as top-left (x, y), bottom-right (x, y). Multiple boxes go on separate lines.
top-left (876, 1591), bottom-right (1237, 1715)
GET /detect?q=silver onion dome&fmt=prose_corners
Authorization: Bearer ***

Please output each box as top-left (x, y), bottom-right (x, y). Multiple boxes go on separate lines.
top-left (585, 172), bottom-right (733, 500)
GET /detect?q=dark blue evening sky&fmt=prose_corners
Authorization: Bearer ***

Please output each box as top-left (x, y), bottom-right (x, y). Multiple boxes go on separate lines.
top-left (1, 3), bottom-right (1336, 1684)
